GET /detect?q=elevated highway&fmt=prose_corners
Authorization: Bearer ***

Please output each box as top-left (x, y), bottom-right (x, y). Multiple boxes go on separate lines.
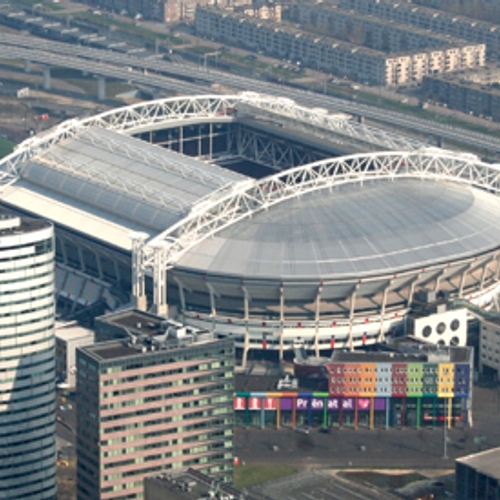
top-left (0, 32), bottom-right (498, 153)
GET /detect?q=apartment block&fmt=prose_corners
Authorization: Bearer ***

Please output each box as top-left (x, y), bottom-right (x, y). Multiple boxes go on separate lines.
top-left (422, 71), bottom-right (500, 121)
top-left (76, 310), bottom-right (235, 500)
top-left (288, 3), bottom-right (460, 53)
top-left (339, 0), bottom-right (500, 58)
top-left (196, 7), bottom-right (485, 85)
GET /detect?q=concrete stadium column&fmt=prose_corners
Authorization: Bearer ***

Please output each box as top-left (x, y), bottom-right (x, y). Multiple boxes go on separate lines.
top-left (348, 284), bottom-right (359, 352)
top-left (173, 277), bottom-right (186, 313)
top-left (77, 246), bottom-right (86, 273)
top-left (495, 255), bottom-right (500, 281)
top-left (458, 264), bottom-right (472, 298)
top-left (314, 285), bottom-right (322, 356)
top-left (94, 250), bottom-right (104, 281)
top-left (43, 66), bottom-right (51, 90)
top-left (24, 60), bottom-right (31, 73)
top-left (206, 282), bottom-right (218, 332)
top-left (480, 260), bottom-right (492, 290)
top-left (129, 232), bottom-right (149, 311)
top-left (152, 243), bottom-right (168, 317)
top-left (97, 76), bottom-right (106, 101)
top-left (242, 286), bottom-right (250, 369)
top-left (434, 269), bottom-right (447, 291)
top-left (407, 274), bottom-right (421, 306)
top-left (209, 122), bottom-right (213, 160)
top-left (60, 239), bottom-right (69, 266)
top-left (279, 285), bottom-right (285, 360)
top-left (378, 280), bottom-right (392, 343)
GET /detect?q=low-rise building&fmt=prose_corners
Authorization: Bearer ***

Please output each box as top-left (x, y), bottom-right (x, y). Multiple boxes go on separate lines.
top-left (144, 469), bottom-right (256, 500)
top-left (235, 339), bottom-right (473, 429)
top-left (55, 321), bottom-right (94, 389)
top-left (456, 448), bottom-right (500, 500)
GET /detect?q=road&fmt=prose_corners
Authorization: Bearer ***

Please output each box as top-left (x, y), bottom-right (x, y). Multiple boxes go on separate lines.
top-left (0, 32), bottom-right (498, 153)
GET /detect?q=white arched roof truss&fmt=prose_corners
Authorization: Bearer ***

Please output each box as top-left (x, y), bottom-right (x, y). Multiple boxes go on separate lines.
top-left (139, 148), bottom-right (500, 271)
top-left (0, 93), bottom-right (423, 189)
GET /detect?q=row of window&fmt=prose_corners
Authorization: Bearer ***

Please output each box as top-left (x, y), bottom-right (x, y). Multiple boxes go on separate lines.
top-left (332, 366), bottom-right (458, 375)
top-left (330, 386), bottom-right (460, 394)
top-left (331, 377), bottom-right (460, 384)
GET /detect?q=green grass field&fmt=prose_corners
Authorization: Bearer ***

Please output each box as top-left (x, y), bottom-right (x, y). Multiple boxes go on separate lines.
top-left (234, 465), bottom-right (297, 489)
top-left (0, 137), bottom-right (14, 159)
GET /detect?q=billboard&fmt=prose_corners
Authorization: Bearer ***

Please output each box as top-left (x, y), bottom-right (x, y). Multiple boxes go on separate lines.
top-left (234, 396), bottom-right (386, 411)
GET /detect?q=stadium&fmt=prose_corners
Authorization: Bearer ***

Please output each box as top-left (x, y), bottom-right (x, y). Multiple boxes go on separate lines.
top-left (1, 93), bottom-right (500, 361)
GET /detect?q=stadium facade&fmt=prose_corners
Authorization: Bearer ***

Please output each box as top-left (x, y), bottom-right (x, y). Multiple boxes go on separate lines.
top-left (1, 94), bottom-right (500, 363)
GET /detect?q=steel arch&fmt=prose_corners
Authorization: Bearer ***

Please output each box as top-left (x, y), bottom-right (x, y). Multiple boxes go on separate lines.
top-left (0, 92), bottom-right (423, 189)
top-left (141, 148), bottom-right (500, 271)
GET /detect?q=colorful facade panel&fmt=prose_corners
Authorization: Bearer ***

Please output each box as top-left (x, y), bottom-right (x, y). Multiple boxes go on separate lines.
top-left (327, 361), bottom-right (469, 398)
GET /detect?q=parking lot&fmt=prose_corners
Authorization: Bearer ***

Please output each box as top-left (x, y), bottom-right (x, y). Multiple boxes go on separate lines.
top-left (235, 381), bottom-right (500, 471)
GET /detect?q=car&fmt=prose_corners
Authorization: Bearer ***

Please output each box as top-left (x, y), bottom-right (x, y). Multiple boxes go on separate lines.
top-left (319, 427), bottom-right (330, 434)
top-left (296, 427), bottom-right (309, 434)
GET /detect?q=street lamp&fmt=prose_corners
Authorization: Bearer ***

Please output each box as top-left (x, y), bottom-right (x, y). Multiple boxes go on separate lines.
top-left (443, 397), bottom-right (448, 459)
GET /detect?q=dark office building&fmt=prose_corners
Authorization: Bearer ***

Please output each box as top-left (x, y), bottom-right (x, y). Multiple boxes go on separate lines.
top-left (456, 448), bottom-right (500, 500)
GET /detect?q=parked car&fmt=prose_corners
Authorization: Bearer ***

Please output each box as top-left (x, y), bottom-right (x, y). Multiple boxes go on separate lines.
top-left (296, 427), bottom-right (309, 434)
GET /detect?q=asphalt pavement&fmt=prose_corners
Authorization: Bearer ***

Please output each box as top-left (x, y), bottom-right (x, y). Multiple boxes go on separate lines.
top-left (235, 381), bottom-right (500, 471)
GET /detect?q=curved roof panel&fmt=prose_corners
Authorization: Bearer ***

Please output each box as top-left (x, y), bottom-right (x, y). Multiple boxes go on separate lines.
top-left (5, 127), bottom-right (247, 248)
top-left (175, 178), bottom-right (500, 280)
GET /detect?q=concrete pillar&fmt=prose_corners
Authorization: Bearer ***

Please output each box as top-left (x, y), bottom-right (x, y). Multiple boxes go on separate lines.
top-left (97, 76), bottom-right (106, 101)
top-left (206, 282), bottom-right (218, 332)
top-left (24, 60), bottom-right (31, 73)
top-left (152, 243), bottom-right (168, 317)
top-left (242, 287), bottom-right (250, 369)
top-left (43, 67), bottom-right (51, 90)
top-left (174, 277), bottom-right (186, 312)
top-left (129, 232), bottom-right (149, 311)
top-left (279, 285), bottom-right (285, 360)
top-left (378, 281), bottom-right (392, 343)
top-left (95, 251), bottom-right (104, 280)
top-left (314, 285), bottom-right (322, 356)
top-left (348, 285), bottom-right (359, 351)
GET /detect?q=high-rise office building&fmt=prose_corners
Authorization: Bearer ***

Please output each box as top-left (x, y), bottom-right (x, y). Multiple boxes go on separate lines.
top-left (0, 216), bottom-right (56, 499)
top-left (76, 309), bottom-right (235, 500)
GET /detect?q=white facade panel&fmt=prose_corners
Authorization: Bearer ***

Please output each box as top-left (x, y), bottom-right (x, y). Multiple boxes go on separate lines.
top-left (0, 217), bottom-right (56, 500)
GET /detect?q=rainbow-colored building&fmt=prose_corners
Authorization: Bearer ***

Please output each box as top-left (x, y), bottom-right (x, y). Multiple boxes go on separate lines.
top-left (234, 345), bottom-right (473, 429)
